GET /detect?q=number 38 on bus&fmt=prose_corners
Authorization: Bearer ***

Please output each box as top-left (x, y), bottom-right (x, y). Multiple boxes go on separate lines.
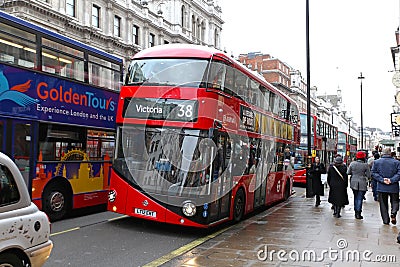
top-left (108, 44), bottom-right (301, 228)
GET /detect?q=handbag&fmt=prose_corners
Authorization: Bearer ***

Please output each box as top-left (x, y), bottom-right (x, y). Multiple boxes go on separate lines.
top-left (333, 166), bottom-right (344, 180)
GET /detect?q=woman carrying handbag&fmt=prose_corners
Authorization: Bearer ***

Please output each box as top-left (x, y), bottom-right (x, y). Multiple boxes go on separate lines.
top-left (327, 156), bottom-right (349, 218)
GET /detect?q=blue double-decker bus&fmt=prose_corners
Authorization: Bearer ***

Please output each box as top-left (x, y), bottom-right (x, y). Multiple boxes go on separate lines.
top-left (0, 10), bottom-right (123, 220)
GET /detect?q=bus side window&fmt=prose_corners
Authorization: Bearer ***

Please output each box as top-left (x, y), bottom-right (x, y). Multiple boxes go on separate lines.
top-left (235, 71), bottom-right (247, 100)
top-left (208, 61), bottom-right (226, 90)
top-left (269, 93), bottom-right (276, 113)
top-left (224, 65), bottom-right (235, 95)
top-left (249, 79), bottom-right (260, 106)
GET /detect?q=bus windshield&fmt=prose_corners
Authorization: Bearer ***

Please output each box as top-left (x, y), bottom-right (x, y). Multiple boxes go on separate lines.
top-left (114, 126), bottom-right (217, 199)
top-left (338, 132), bottom-right (346, 143)
top-left (125, 58), bottom-right (209, 87)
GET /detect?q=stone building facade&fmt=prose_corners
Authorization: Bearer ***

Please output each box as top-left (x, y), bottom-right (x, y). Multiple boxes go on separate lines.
top-left (0, 0), bottom-right (223, 65)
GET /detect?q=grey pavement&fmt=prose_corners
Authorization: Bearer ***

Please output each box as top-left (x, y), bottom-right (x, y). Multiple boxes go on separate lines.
top-left (164, 186), bottom-right (400, 266)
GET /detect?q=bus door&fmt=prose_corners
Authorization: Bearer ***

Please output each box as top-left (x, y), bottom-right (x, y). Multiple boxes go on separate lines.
top-left (6, 119), bottom-right (37, 187)
top-left (253, 138), bottom-right (266, 209)
top-left (264, 140), bottom-right (276, 205)
top-left (208, 132), bottom-right (232, 222)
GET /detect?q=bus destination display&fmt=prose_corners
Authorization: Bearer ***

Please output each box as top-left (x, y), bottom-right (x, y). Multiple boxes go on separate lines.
top-left (123, 98), bottom-right (198, 122)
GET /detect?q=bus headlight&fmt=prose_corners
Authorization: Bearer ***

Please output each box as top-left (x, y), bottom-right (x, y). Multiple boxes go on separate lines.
top-left (182, 202), bottom-right (196, 217)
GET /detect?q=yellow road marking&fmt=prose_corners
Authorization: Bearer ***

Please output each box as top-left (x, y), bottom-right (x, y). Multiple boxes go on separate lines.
top-left (143, 226), bottom-right (231, 267)
top-left (50, 227), bottom-right (80, 236)
top-left (108, 215), bottom-right (128, 221)
top-left (50, 215), bottom-right (128, 236)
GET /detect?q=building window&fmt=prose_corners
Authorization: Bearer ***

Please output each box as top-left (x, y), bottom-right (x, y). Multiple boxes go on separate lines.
top-left (149, 33), bottom-right (155, 47)
top-left (132, 25), bottom-right (139, 45)
top-left (214, 29), bottom-right (219, 47)
top-left (181, 5), bottom-right (186, 27)
top-left (92, 5), bottom-right (100, 28)
top-left (197, 18), bottom-right (201, 39)
top-left (114, 16), bottom-right (121, 37)
top-left (201, 21), bottom-right (205, 41)
top-left (66, 0), bottom-right (76, 17)
top-left (192, 15), bottom-right (196, 37)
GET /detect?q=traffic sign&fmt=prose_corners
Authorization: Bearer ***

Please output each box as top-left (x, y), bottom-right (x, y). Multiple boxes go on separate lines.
top-left (391, 113), bottom-right (400, 127)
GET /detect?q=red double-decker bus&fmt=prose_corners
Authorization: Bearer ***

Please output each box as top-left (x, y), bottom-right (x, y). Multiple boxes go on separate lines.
top-left (294, 114), bottom-right (338, 184)
top-left (337, 131), bottom-right (358, 165)
top-left (107, 44), bottom-right (300, 228)
top-left (348, 135), bottom-right (358, 162)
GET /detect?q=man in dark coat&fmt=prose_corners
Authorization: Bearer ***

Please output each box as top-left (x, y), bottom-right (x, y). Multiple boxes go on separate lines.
top-left (371, 147), bottom-right (400, 225)
top-left (309, 156), bottom-right (326, 207)
top-left (327, 156), bottom-right (349, 218)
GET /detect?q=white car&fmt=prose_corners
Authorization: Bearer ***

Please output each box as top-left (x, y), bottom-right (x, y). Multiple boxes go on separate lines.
top-left (0, 152), bottom-right (53, 267)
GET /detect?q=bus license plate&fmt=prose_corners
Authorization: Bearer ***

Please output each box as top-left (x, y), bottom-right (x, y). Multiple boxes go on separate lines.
top-left (134, 208), bottom-right (157, 218)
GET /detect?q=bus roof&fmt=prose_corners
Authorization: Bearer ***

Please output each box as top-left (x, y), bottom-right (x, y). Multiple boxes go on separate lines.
top-left (0, 10), bottom-right (122, 63)
top-left (133, 44), bottom-right (298, 108)
top-left (133, 44), bottom-right (226, 60)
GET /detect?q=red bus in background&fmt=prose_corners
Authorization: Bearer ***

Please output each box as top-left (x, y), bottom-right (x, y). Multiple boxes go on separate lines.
top-left (348, 134), bottom-right (358, 163)
top-left (107, 44), bottom-right (300, 228)
top-left (337, 131), bottom-right (347, 163)
top-left (294, 113), bottom-right (338, 184)
top-left (337, 131), bottom-right (357, 165)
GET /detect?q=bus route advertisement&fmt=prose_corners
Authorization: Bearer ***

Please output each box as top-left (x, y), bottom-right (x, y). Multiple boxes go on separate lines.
top-left (0, 64), bottom-right (116, 128)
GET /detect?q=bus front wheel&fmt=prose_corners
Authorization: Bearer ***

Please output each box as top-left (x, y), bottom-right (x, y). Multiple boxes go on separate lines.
top-left (233, 189), bottom-right (245, 222)
top-left (43, 183), bottom-right (70, 221)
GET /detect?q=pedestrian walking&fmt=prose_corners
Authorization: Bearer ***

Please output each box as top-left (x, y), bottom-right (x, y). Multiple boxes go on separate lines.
top-left (347, 151), bottom-right (370, 219)
top-left (371, 147), bottom-right (400, 225)
top-left (370, 152), bottom-right (380, 201)
top-left (327, 156), bottom-right (349, 218)
top-left (367, 153), bottom-right (374, 187)
top-left (309, 156), bottom-right (326, 207)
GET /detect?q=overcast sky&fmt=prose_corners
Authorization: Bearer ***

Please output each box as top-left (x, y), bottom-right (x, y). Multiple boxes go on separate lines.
top-left (219, 0), bottom-right (399, 132)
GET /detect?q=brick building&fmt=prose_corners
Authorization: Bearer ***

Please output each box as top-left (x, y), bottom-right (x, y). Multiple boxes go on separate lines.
top-left (238, 52), bottom-right (291, 96)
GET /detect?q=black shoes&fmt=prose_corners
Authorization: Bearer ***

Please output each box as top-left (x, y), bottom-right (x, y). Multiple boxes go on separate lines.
top-left (333, 206), bottom-right (341, 218)
top-left (355, 211), bottom-right (363, 220)
top-left (391, 214), bottom-right (397, 224)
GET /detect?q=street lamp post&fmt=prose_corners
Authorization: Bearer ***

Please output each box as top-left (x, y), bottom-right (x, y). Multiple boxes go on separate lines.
top-left (347, 117), bottom-right (351, 135)
top-left (305, 0), bottom-right (313, 198)
top-left (358, 72), bottom-right (365, 149)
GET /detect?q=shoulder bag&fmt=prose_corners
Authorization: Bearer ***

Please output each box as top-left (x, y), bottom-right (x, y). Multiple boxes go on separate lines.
top-left (333, 166), bottom-right (344, 180)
